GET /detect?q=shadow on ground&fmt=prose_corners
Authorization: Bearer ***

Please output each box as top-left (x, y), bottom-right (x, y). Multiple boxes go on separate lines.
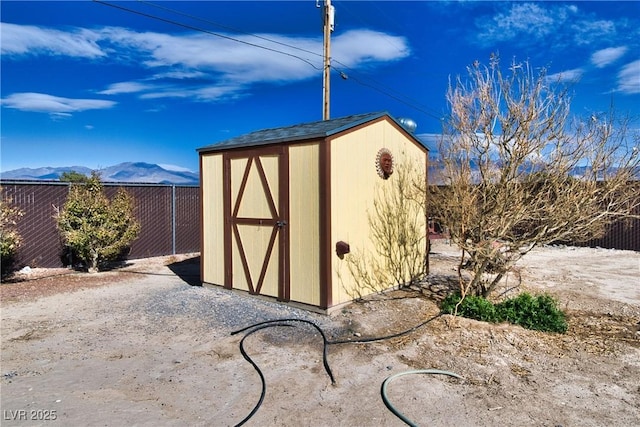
top-left (167, 256), bottom-right (202, 286)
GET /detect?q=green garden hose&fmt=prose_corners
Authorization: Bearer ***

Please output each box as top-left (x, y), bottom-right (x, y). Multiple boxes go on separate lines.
top-left (381, 369), bottom-right (464, 427)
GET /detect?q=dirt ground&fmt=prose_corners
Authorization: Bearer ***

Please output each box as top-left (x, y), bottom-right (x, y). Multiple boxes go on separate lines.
top-left (1, 241), bottom-right (639, 426)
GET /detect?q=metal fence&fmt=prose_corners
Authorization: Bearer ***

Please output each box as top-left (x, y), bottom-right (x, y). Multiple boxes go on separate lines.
top-left (577, 212), bottom-right (640, 251)
top-left (426, 184), bottom-right (639, 252)
top-left (557, 184), bottom-right (640, 252)
top-left (1, 181), bottom-right (200, 268)
top-left (1, 180), bottom-right (638, 270)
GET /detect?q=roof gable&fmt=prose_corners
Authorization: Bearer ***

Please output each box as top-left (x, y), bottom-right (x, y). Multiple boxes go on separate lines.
top-left (197, 111), bottom-right (426, 153)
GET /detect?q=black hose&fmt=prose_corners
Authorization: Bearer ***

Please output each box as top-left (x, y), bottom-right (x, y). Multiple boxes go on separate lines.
top-left (381, 369), bottom-right (464, 427)
top-left (328, 312), bottom-right (444, 345)
top-left (231, 319), bottom-right (336, 427)
top-left (232, 318), bottom-right (336, 384)
top-left (230, 313), bottom-right (447, 426)
top-left (233, 324), bottom-right (285, 427)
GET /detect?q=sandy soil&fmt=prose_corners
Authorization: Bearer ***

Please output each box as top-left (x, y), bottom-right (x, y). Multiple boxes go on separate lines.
top-left (1, 242), bottom-right (639, 427)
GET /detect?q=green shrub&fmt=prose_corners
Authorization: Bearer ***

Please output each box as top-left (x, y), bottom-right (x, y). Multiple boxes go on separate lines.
top-left (56, 172), bottom-right (140, 273)
top-left (441, 292), bottom-right (567, 333)
top-left (495, 293), bottom-right (568, 333)
top-left (441, 293), bottom-right (499, 322)
top-left (1, 198), bottom-right (24, 276)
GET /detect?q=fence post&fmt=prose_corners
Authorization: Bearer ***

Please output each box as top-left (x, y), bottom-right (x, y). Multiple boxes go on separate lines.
top-left (172, 185), bottom-right (176, 255)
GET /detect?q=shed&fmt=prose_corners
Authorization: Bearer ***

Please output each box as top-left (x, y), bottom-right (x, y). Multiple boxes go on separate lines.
top-left (197, 112), bottom-right (429, 313)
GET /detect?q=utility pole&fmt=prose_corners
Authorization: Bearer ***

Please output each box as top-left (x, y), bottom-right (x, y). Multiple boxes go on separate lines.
top-left (320, 0), bottom-right (334, 120)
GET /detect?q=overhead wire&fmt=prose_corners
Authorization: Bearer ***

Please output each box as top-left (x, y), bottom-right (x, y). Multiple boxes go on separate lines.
top-left (92, 0), bottom-right (322, 70)
top-left (330, 0), bottom-right (446, 121)
top-left (93, 0), bottom-right (445, 122)
top-left (329, 64), bottom-right (446, 122)
top-left (136, 0), bottom-right (324, 61)
top-left (138, 0), bottom-right (439, 119)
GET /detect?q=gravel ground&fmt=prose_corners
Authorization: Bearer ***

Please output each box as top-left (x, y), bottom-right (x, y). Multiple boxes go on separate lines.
top-left (1, 245), bottom-right (639, 426)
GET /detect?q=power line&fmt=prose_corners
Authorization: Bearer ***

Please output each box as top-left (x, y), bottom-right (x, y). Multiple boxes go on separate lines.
top-left (136, 0), bottom-right (324, 61)
top-left (93, 0), bottom-right (445, 123)
top-left (330, 0), bottom-right (445, 121)
top-left (93, 0), bottom-right (322, 70)
top-left (331, 66), bottom-right (445, 122)
top-left (139, 0), bottom-right (443, 120)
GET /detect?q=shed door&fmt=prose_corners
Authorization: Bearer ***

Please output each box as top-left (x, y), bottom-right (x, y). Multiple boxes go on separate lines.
top-left (223, 147), bottom-right (289, 301)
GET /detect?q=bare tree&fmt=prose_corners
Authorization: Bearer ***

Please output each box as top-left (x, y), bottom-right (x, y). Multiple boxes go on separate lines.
top-left (430, 56), bottom-right (640, 299)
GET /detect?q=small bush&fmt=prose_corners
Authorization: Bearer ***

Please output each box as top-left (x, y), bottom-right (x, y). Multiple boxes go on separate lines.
top-left (1, 198), bottom-right (24, 276)
top-left (441, 292), bottom-right (567, 333)
top-left (441, 293), bottom-right (499, 322)
top-left (495, 293), bottom-right (568, 333)
top-left (56, 172), bottom-right (140, 273)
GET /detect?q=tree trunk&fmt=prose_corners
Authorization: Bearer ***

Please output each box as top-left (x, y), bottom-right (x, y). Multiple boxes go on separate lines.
top-left (88, 250), bottom-right (99, 273)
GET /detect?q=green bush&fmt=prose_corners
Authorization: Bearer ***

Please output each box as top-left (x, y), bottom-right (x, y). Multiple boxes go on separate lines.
top-left (56, 172), bottom-right (140, 273)
top-left (495, 293), bottom-right (568, 333)
top-left (1, 198), bottom-right (24, 276)
top-left (441, 293), bottom-right (499, 322)
top-left (441, 292), bottom-right (567, 333)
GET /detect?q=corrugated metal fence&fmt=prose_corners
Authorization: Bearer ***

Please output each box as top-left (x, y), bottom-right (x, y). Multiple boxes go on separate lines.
top-left (1, 180), bottom-right (638, 269)
top-left (1, 181), bottom-right (200, 268)
top-left (563, 183), bottom-right (640, 251)
top-left (577, 211), bottom-right (640, 251)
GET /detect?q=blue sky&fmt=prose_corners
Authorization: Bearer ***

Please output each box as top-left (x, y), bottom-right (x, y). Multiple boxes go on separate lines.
top-left (1, 0), bottom-right (639, 173)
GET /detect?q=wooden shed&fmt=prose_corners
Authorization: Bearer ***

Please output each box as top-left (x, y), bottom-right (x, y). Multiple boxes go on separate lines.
top-left (197, 112), bottom-right (429, 313)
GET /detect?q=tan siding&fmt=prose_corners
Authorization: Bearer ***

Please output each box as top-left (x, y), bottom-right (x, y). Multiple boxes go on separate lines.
top-left (231, 230), bottom-right (249, 291)
top-left (261, 155), bottom-right (280, 216)
top-left (201, 154), bottom-right (224, 285)
top-left (230, 157), bottom-right (247, 215)
top-left (232, 224), bottom-right (279, 297)
top-left (330, 119), bottom-right (427, 304)
top-left (229, 154), bottom-right (281, 296)
top-left (289, 143), bottom-right (321, 305)
top-left (231, 157), bottom-right (267, 218)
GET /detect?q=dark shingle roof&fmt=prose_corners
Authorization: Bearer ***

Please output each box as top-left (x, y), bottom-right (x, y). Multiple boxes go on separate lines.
top-left (198, 111), bottom-right (400, 153)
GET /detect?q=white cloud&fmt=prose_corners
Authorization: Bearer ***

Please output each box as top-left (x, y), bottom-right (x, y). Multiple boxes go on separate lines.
top-left (617, 60), bottom-right (640, 94)
top-left (0, 93), bottom-right (116, 114)
top-left (570, 19), bottom-right (617, 46)
top-left (0, 22), bottom-right (105, 58)
top-left (475, 3), bottom-right (567, 45)
top-left (591, 47), bottom-right (628, 68)
top-left (333, 30), bottom-right (410, 66)
top-left (191, 85), bottom-right (248, 102)
top-left (416, 133), bottom-right (441, 158)
top-left (139, 84), bottom-right (247, 102)
top-left (474, 3), bottom-right (620, 48)
top-left (98, 82), bottom-right (154, 95)
top-left (545, 68), bottom-right (584, 84)
top-left (95, 26), bottom-right (408, 86)
top-left (159, 164), bottom-right (193, 173)
top-left (152, 70), bottom-right (209, 80)
top-left (1, 23), bottom-right (410, 103)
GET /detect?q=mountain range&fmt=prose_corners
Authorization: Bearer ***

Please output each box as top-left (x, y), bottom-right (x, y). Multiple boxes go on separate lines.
top-left (0, 162), bottom-right (199, 185)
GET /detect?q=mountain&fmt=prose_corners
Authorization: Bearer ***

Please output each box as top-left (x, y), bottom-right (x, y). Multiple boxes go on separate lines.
top-left (0, 162), bottom-right (199, 185)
